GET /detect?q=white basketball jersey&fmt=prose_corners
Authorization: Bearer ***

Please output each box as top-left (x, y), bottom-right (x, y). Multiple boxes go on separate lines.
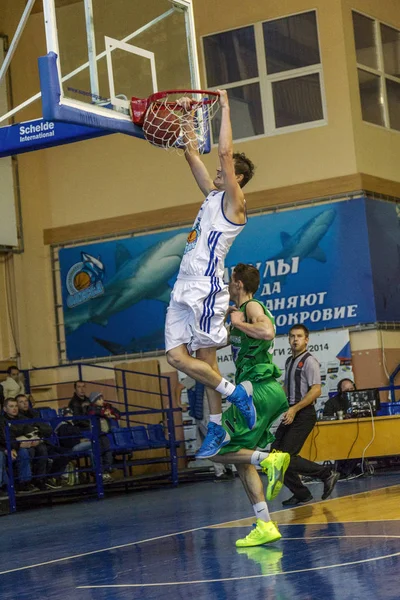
top-left (178, 190), bottom-right (246, 279)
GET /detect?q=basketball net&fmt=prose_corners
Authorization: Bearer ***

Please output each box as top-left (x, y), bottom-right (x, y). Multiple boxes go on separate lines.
top-left (130, 90), bottom-right (220, 153)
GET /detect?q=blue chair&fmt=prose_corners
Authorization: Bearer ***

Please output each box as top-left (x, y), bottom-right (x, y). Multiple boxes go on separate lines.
top-left (187, 383), bottom-right (205, 420)
top-left (113, 428), bottom-right (136, 452)
top-left (106, 432), bottom-right (117, 452)
top-left (34, 408), bottom-right (59, 445)
top-left (130, 426), bottom-right (151, 450)
top-left (38, 407), bottom-right (58, 421)
top-left (147, 424), bottom-right (168, 448)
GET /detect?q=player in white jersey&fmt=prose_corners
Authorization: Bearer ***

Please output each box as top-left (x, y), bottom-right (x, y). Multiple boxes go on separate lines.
top-left (165, 90), bottom-right (256, 459)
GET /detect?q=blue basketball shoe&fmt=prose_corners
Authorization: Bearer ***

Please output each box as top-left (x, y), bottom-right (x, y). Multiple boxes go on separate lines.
top-left (195, 422), bottom-right (231, 459)
top-left (227, 381), bottom-right (256, 430)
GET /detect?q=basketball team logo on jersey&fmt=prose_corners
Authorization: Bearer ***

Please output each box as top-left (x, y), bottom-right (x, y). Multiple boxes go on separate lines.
top-left (183, 195), bottom-right (209, 256)
top-left (65, 252), bottom-right (105, 308)
top-left (184, 222), bottom-right (201, 255)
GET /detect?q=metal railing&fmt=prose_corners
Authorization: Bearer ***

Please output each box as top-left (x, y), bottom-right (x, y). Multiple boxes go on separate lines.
top-left (0, 362), bottom-right (184, 513)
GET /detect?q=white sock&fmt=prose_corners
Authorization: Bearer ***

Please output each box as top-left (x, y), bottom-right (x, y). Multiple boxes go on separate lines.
top-left (209, 413), bottom-right (222, 426)
top-left (215, 378), bottom-right (236, 397)
top-left (251, 451), bottom-right (269, 466)
top-left (253, 501), bottom-right (270, 523)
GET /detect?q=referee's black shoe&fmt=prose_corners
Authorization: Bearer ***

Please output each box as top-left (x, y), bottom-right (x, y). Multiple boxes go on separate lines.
top-left (282, 493), bottom-right (313, 506)
top-left (321, 471), bottom-right (340, 500)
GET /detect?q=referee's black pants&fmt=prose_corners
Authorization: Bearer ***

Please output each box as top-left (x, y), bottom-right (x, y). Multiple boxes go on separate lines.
top-left (271, 405), bottom-right (331, 500)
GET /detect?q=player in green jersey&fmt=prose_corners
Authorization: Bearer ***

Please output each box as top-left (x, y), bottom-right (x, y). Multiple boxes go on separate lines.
top-left (211, 263), bottom-right (290, 547)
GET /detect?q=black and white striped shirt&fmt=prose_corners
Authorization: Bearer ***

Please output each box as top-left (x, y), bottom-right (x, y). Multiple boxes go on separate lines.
top-left (284, 351), bottom-right (321, 406)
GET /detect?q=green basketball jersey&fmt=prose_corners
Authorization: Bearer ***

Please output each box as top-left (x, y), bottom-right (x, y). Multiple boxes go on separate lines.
top-left (230, 299), bottom-right (281, 384)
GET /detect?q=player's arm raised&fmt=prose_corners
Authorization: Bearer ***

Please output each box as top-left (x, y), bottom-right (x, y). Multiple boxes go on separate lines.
top-left (217, 90), bottom-right (246, 225)
top-left (179, 97), bottom-right (215, 197)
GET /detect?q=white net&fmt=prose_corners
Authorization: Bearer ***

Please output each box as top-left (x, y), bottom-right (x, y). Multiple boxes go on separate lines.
top-left (132, 90), bottom-right (220, 153)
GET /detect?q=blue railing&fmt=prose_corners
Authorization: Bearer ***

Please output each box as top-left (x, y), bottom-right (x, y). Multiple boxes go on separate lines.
top-left (0, 362), bottom-right (184, 513)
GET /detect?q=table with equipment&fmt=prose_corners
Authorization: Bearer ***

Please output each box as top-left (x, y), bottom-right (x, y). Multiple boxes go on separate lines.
top-left (301, 414), bottom-right (400, 462)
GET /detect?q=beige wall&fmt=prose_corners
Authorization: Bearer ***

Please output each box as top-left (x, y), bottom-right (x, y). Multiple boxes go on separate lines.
top-left (2, 0), bottom-right (361, 231)
top-left (342, 0), bottom-right (400, 182)
top-left (12, 149), bottom-right (58, 367)
top-left (0, 3), bottom-right (52, 366)
top-left (42, 0), bottom-right (360, 228)
top-left (0, 257), bottom-right (17, 360)
top-left (195, 0), bottom-right (358, 190)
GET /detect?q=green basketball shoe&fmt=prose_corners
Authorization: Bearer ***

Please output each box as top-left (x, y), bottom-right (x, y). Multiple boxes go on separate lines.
top-left (261, 450), bottom-right (290, 501)
top-left (235, 519), bottom-right (282, 547)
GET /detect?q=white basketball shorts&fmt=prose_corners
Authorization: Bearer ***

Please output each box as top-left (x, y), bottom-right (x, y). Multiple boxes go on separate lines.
top-left (165, 276), bottom-right (229, 353)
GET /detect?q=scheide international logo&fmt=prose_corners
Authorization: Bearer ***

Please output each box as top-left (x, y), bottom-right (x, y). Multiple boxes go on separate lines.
top-left (19, 121), bottom-right (56, 143)
top-left (66, 252), bottom-right (105, 308)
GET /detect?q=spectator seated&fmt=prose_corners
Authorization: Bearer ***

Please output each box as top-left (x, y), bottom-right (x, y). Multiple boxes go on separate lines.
top-left (55, 408), bottom-right (92, 456)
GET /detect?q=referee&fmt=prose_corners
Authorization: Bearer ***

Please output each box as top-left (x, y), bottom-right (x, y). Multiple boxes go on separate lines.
top-left (272, 324), bottom-right (339, 505)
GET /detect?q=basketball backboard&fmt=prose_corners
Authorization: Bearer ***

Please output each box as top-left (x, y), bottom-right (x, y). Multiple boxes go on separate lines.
top-left (40, 0), bottom-right (201, 136)
top-left (0, 0), bottom-right (203, 157)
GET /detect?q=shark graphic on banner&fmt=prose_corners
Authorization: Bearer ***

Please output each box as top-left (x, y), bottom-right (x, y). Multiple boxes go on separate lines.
top-left (64, 232), bottom-right (187, 334)
top-left (273, 208), bottom-right (336, 264)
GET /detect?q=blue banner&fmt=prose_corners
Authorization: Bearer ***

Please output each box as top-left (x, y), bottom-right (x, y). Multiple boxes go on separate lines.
top-left (0, 119), bottom-right (111, 158)
top-left (59, 197), bottom-right (377, 360)
top-left (226, 197), bottom-right (375, 333)
top-left (365, 198), bottom-right (400, 323)
top-left (59, 230), bottom-right (189, 360)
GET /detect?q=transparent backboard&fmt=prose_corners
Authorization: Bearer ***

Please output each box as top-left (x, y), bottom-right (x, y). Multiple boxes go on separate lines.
top-left (42, 0), bottom-right (201, 133)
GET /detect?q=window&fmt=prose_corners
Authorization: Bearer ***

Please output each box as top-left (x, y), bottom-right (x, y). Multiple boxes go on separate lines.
top-left (203, 27), bottom-right (258, 87)
top-left (381, 24), bottom-right (400, 78)
top-left (263, 11), bottom-right (321, 74)
top-left (352, 11), bottom-right (400, 131)
top-left (202, 11), bottom-right (326, 141)
top-left (353, 12), bottom-right (378, 70)
top-left (357, 70), bottom-right (385, 126)
top-left (272, 73), bottom-right (324, 128)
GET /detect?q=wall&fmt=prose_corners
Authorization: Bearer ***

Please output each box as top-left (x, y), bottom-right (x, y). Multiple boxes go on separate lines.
top-left (3, 0), bottom-right (364, 231)
top-left (44, 0), bottom-right (362, 227)
top-left (339, 0), bottom-right (400, 397)
top-left (12, 149), bottom-right (58, 367)
top-left (342, 0), bottom-right (400, 182)
top-left (194, 0), bottom-right (358, 191)
top-left (0, 257), bottom-right (17, 360)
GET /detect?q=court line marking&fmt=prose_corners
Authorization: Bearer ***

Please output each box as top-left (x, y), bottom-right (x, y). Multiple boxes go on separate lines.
top-left (0, 482), bottom-right (399, 577)
top-left (0, 525), bottom-right (208, 576)
top-left (282, 519), bottom-right (400, 526)
top-left (77, 549), bottom-right (400, 588)
top-left (211, 482), bottom-right (400, 527)
top-left (283, 535), bottom-right (400, 539)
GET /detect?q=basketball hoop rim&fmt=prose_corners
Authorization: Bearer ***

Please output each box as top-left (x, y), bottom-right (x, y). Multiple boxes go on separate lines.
top-left (129, 89), bottom-right (220, 148)
top-left (147, 89), bottom-right (220, 107)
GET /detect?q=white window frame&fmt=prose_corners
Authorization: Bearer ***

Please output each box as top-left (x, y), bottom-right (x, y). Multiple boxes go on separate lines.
top-left (201, 9), bottom-right (327, 144)
top-left (352, 9), bottom-right (400, 133)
